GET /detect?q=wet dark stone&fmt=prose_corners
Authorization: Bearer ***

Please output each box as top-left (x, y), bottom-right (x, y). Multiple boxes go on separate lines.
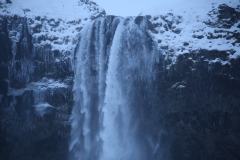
top-left (192, 35), bottom-right (204, 39)
top-left (134, 16), bottom-right (145, 25)
top-left (204, 4), bottom-right (240, 29)
top-left (142, 50), bottom-right (240, 160)
top-left (0, 79), bottom-right (8, 95)
top-left (0, 16), bottom-right (73, 160)
top-left (172, 28), bottom-right (181, 34)
top-left (218, 4), bottom-right (239, 21)
top-left (6, 0), bottom-right (12, 4)
top-left (237, 23), bottom-right (240, 28)
top-left (15, 20), bottom-right (33, 60)
top-left (15, 90), bottom-right (34, 121)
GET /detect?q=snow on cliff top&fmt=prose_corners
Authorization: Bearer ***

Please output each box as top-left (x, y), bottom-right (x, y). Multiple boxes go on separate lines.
top-left (141, 0), bottom-right (240, 66)
top-left (0, 0), bottom-right (105, 53)
top-left (0, 0), bottom-right (239, 61)
top-left (142, 0), bottom-right (239, 16)
top-left (0, 0), bottom-right (104, 21)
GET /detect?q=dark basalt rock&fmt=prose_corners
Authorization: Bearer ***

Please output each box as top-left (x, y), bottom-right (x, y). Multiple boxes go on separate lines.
top-left (0, 16), bottom-right (73, 160)
top-left (140, 50), bottom-right (240, 160)
top-left (192, 34), bottom-right (204, 39)
top-left (6, 0), bottom-right (12, 4)
top-left (14, 90), bottom-right (35, 121)
top-left (205, 4), bottom-right (240, 29)
top-left (218, 4), bottom-right (239, 22)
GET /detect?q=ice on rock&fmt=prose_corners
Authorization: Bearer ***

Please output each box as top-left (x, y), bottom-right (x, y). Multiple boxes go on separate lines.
top-left (34, 103), bottom-right (54, 117)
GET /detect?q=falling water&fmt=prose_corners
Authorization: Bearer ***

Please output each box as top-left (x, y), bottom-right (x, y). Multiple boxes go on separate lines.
top-left (69, 16), bottom-right (159, 160)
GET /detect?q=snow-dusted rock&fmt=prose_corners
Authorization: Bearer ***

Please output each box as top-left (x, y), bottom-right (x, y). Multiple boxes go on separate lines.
top-left (143, 1), bottom-right (240, 69)
top-left (0, 0), bottom-right (106, 52)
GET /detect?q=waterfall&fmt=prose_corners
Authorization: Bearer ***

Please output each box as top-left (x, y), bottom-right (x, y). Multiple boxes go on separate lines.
top-left (69, 16), bottom-right (159, 160)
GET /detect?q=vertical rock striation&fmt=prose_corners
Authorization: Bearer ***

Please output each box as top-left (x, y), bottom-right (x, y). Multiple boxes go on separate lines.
top-left (0, 16), bottom-right (73, 160)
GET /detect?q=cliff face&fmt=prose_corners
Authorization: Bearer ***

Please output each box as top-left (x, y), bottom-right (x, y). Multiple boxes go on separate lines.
top-left (146, 4), bottom-right (240, 159)
top-left (147, 50), bottom-right (240, 160)
top-left (0, 16), bottom-right (73, 160)
top-left (143, 4), bottom-right (240, 159)
top-left (0, 1), bottom-right (105, 159)
top-left (0, 1), bottom-right (240, 160)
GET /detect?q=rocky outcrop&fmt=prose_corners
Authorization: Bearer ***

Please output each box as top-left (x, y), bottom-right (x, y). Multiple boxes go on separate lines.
top-left (0, 16), bottom-right (73, 160)
top-left (0, 1), bottom-right (106, 159)
top-left (205, 4), bottom-right (240, 29)
top-left (138, 4), bottom-right (240, 160)
top-left (147, 50), bottom-right (240, 160)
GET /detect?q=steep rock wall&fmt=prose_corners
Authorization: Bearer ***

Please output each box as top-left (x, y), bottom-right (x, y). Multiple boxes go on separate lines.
top-left (141, 4), bottom-right (240, 160)
top-left (0, 16), bottom-right (73, 160)
top-left (146, 50), bottom-right (240, 160)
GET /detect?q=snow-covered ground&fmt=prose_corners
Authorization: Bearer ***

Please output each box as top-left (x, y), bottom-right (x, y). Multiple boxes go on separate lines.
top-left (0, 0), bottom-right (105, 52)
top-left (0, 0), bottom-right (104, 20)
top-left (0, 0), bottom-right (239, 65)
top-left (142, 0), bottom-right (239, 16)
top-left (141, 0), bottom-right (240, 67)
top-left (8, 77), bottom-right (68, 96)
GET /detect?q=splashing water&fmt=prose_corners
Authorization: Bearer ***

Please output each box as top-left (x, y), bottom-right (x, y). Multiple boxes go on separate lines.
top-left (69, 16), bottom-right (159, 160)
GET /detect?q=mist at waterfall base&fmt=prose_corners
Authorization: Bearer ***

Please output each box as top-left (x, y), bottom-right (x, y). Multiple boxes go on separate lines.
top-left (69, 16), bottom-right (162, 160)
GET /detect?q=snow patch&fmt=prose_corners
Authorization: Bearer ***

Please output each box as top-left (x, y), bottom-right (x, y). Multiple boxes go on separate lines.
top-left (208, 58), bottom-right (231, 65)
top-left (143, 0), bottom-right (240, 67)
top-left (0, 0), bottom-right (106, 52)
top-left (0, 0), bottom-right (104, 21)
top-left (34, 103), bottom-right (54, 117)
top-left (8, 77), bottom-right (68, 96)
top-left (171, 81), bottom-right (187, 90)
top-left (142, 0), bottom-right (239, 17)
top-left (30, 77), bottom-right (68, 91)
top-left (177, 85), bottom-right (186, 89)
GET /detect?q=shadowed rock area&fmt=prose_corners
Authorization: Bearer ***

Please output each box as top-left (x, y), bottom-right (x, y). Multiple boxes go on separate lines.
top-left (146, 50), bottom-right (240, 160)
top-left (0, 16), bottom-right (73, 160)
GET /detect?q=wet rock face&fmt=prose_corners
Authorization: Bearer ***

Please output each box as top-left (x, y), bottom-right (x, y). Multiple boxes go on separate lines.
top-left (0, 16), bottom-right (73, 160)
top-left (5, 0), bottom-right (12, 4)
top-left (0, 21), bottom-right (10, 95)
top-left (140, 4), bottom-right (240, 159)
top-left (218, 4), bottom-right (239, 24)
top-left (143, 50), bottom-right (240, 160)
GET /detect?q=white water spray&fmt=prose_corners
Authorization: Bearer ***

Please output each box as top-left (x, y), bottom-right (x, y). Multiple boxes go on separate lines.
top-left (70, 16), bottom-right (159, 160)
